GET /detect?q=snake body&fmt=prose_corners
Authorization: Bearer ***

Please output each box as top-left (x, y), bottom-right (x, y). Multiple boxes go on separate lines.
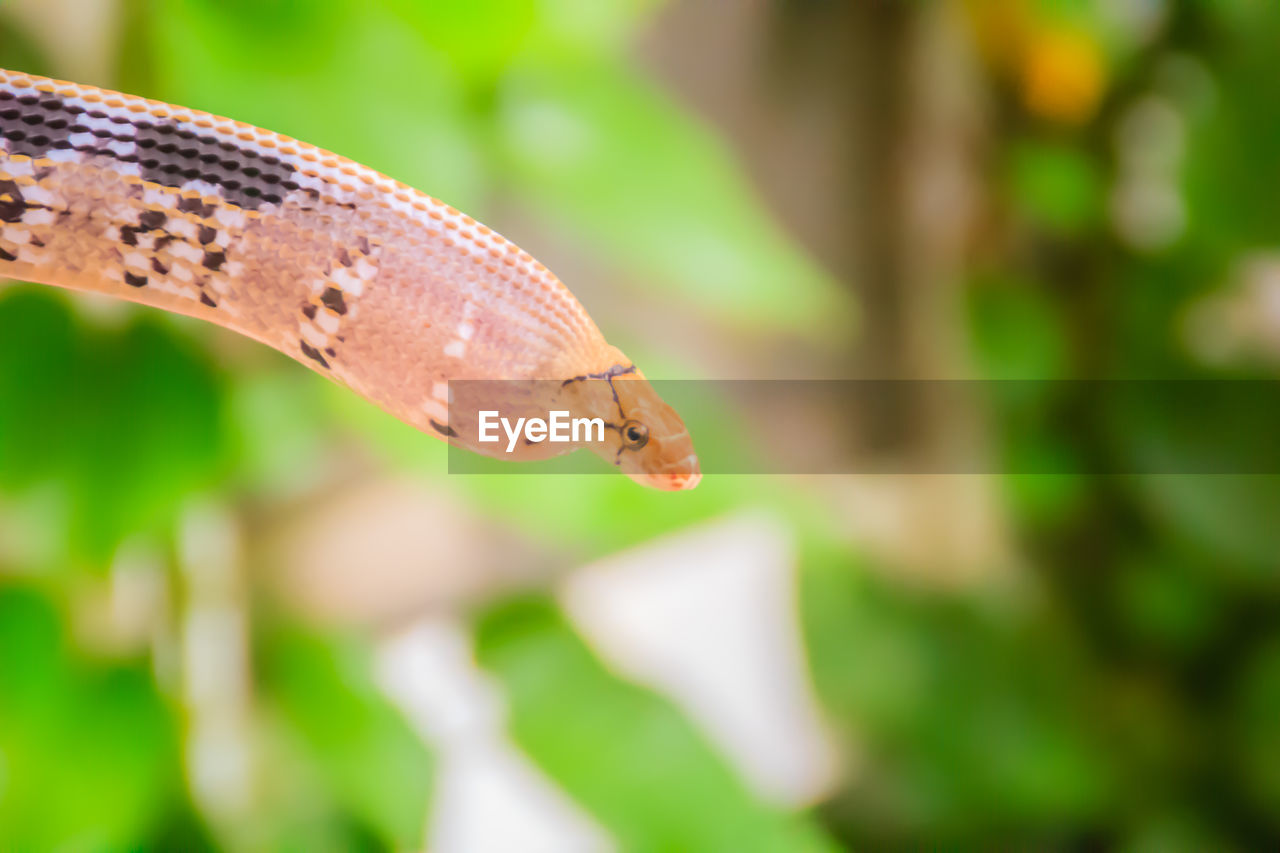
top-left (0, 69), bottom-right (699, 490)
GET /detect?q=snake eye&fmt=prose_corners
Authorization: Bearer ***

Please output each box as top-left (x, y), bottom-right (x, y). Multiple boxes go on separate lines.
top-left (621, 419), bottom-right (649, 450)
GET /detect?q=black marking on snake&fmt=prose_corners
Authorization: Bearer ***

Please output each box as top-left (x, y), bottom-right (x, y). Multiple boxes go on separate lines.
top-left (29, 235), bottom-right (43, 247)
top-left (200, 292), bottom-right (217, 308)
top-left (0, 93), bottom-right (75, 158)
top-left (119, 226), bottom-right (139, 246)
top-left (124, 272), bottom-right (147, 288)
top-left (607, 376), bottom-right (627, 420)
top-left (302, 303), bottom-right (317, 320)
top-left (138, 210), bottom-right (167, 231)
top-left (429, 419), bottom-right (457, 438)
top-left (320, 287), bottom-right (347, 315)
top-left (560, 363), bottom-right (637, 388)
top-left (151, 257), bottom-right (169, 275)
top-left (178, 197), bottom-right (215, 218)
top-left (202, 250), bottom-right (226, 271)
top-left (0, 91), bottom-right (296, 209)
top-left (198, 225), bottom-right (217, 245)
top-left (154, 234), bottom-right (175, 252)
top-left (131, 120), bottom-right (295, 209)
top-left (0, 180), bottom-right (26, 222)
top-left (0, 247), bottom-right (16, 262)
top-left (299, 340), bottom-right (329, 368)
top-left (324, 346), bottom-right (336, 357)
top-left (560, 363), bottom-right (636, 420)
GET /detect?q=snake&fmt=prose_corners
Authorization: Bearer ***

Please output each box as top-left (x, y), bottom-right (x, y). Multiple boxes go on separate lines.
top-left (0, 68), bottom-right (699, 490)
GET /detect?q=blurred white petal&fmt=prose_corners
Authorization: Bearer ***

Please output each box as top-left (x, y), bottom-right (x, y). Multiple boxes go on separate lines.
top-left (560, 511), bottom-right (840, 807)
top-left (378, 619), bottom-right (615, 853)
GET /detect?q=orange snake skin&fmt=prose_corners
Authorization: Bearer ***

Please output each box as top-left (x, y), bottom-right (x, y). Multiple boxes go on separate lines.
top-left (0, 69), bottom-right (699, 490)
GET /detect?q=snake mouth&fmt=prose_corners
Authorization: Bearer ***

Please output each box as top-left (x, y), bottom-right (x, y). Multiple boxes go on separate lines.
top-left (628, 470), bottom-right (702, 491)
top-left (627, 453), bottom-right (702, 491)
top-left (665, 471), bottom-right (702, 491)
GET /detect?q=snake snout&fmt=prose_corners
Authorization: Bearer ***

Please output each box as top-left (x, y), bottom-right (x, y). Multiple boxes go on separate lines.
top-left (665, 470), bottom-right (702, 490)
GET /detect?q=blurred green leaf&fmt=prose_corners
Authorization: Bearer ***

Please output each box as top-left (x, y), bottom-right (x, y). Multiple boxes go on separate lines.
top-left (226, 363), bottom-right (335, 500)
top-left (1230, 636), bottom-right (1280, 817)
top-left (475, 595), bottom-right (838, 852)
top-left (1123, 475), bottom-right (1280, 578)
top-left (381, 0), bottom-right (537, 84)
top-left (66, 318), bottom-right (228, 563)
top-left (0, 289), bottom-right (229, 564)
top-left (260, 621), bottom-right (433, 849)
top-left (527, 0), bottom-right (666, 60)
top-left (1183, 5), bottom-right (1280, 256)
top-left (497, 59), bottom-right (848, 335)
top-left (1121, 809), bottom-right (1235, 853)
top-left (0, 289), bottom-right (77, 490)
top-left (967, 273), bottom-right (1069, 381)
top-left (1110, 551), bottom-right (1222, 657)
top-left (1006, 140), bottom-right (1103, 235)
top-left (0, 586), bottom-right (183, 848)
top-left (800, 542), bottom-right (1114, 843)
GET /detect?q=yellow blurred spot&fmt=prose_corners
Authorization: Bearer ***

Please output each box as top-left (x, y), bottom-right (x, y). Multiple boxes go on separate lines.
top-left (963, 0), bottom-right (1034, 72)
top-left (960, 1), bottom-right (1109, 124)
top-left (1021, 28), bottom-right (1106, 124)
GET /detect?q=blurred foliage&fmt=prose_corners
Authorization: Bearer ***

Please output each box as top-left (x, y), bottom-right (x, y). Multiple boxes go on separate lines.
top-left (254, 621), bottom-right (434, 848)
top-left (476, 596), bottom-right (836, 852)
top-left (0, 291), bottom-right (229, 565)
top-left (0, 0), bottom-right (1279, 850)
top-left (957, 0), bottom-right (1280, 848)
top-left (802, 542), bottom-right (1115, 845)
top-left (0, 586), bottom-right (186, 849)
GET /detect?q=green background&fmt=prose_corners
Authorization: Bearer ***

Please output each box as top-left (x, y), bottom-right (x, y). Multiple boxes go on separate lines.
top-left (2, 0), bottom-right (1280, 849)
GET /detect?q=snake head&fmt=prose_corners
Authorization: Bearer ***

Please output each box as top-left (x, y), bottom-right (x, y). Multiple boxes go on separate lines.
top-left (568, 362), bottom-right (700, 491)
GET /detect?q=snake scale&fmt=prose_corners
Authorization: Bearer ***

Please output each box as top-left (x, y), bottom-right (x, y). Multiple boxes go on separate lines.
top-left (0, 68), bottom-right (699, 490)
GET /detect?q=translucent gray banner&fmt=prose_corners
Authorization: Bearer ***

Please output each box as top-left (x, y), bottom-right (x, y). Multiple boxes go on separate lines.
top-left (443, 380), bottom-right (1280, 475)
